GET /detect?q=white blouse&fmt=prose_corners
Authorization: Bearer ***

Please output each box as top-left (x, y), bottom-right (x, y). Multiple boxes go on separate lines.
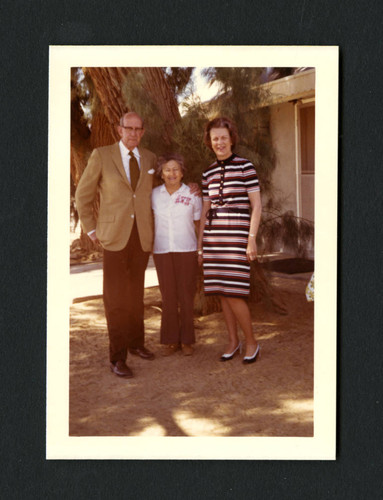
top-left (151, 183), bottom-right (202, 254)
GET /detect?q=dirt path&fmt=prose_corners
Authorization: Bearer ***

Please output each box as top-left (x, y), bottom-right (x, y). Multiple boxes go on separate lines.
top-left (69, 273), bottom-right (313, 437)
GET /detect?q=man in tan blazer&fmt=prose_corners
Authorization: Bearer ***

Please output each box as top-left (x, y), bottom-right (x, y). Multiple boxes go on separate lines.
top-left (76, 112), bottom-right (157, 377)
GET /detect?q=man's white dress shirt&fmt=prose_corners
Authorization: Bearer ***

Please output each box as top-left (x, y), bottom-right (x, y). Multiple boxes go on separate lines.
top-left (119, 141), bottom-right (141, 184)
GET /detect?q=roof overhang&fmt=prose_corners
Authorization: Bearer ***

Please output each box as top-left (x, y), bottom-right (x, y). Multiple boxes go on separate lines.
top-left (258, 69), bottom-right (315, 107)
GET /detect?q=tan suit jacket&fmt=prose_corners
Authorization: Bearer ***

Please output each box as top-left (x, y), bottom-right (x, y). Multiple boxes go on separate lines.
top-left (75, 142), bottom-right (157, 251)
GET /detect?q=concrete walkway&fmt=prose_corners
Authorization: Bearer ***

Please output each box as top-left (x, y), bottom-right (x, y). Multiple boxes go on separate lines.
top-left (70, 255), bottom-right (158, 304)
top-left (70, 251), bottom-right (312, 304)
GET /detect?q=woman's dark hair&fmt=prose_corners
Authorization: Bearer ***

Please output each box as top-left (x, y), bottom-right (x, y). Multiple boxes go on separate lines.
top-left (156, 152), bottom-right (186, 177)
top-left (203, 116), bottom-right (239, 150)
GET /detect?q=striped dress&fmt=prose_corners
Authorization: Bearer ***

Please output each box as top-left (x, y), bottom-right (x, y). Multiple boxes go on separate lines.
top-left (202, 153), bottom-right (260, 298)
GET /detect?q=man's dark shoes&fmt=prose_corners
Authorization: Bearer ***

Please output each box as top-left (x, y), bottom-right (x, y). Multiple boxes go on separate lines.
top-left (110, 360), bottom-right (133, 377)
top-left (129, 346), bottom-right (155, 360)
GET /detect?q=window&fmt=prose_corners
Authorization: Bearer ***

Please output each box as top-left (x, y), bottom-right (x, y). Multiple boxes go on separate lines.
top-left (300, 105), bottom-right (315, 174)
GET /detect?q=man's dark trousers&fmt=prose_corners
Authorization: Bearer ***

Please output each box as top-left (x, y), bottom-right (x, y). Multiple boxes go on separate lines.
top-left (103, 222), bottom-right (150, 363)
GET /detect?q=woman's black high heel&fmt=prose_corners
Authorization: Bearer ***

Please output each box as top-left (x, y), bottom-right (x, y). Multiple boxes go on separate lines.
top-left (220, 342), bottom-right (242, 362)
top-left (242, 344), bottom-right (260, 364)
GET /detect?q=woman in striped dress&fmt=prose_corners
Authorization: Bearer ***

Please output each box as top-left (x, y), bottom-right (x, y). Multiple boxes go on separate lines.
top-left (197, 117), bottom-right (262, 364)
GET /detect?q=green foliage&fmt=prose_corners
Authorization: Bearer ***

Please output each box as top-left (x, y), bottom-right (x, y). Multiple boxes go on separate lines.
top-left (258, 207), bottom-right (314, 258)
top-left (202, 67), bottom-right (264, 115)
top-left (171, 97), bottom-right (213, 183)
top-left (163, 67), bottom-right (194, 102)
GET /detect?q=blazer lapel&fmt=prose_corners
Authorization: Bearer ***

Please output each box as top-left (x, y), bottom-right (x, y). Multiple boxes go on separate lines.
top-left (110, 143), bottom-right (133, 190)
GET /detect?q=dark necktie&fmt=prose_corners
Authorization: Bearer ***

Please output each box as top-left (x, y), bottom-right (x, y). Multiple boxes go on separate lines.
top-left (129, 151), bottom-right (140, 191)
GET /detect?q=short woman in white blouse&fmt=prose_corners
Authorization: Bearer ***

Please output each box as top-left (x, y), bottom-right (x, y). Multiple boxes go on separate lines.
top-left (151, 153), bottom-right (202, 356)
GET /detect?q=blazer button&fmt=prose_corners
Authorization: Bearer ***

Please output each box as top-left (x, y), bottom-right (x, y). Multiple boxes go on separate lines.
top-left (133, 194), bottom-right (136, 198)
top-left (131, 214), bottom-right (134, 218)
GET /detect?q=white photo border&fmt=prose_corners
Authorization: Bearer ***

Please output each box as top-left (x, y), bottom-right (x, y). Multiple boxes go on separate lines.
top-left (47, 45), bottom-right (338, 460)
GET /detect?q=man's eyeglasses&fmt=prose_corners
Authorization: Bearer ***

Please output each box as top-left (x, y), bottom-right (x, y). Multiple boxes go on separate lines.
top-left (121, 126), bottom-right (143, 133)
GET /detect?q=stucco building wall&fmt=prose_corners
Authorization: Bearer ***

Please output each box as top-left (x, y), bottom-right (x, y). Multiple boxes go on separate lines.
top-left (269, 102), bottom-right (298, 215)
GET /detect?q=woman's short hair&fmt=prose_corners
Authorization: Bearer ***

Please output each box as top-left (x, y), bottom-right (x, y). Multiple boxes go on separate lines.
top-left (203, 116), bottom-right (239, 150)
top-left (156, 152), bottom-right (186, 177)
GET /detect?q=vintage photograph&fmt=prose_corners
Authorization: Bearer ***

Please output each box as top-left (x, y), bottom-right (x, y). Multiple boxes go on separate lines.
top-left (47, 46), bottom-right (337, 459)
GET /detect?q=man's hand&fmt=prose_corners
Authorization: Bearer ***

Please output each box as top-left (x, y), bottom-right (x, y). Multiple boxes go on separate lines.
top-left (88, 231), bottom-right (100, 245)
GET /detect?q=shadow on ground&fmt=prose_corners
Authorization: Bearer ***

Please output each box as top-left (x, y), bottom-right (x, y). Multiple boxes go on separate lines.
top-left (69, 274), bottom-right (314, 437)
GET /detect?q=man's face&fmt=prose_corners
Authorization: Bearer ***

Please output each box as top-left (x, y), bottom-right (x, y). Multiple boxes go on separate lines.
top-left (118, 115), bottom-right (145, 150)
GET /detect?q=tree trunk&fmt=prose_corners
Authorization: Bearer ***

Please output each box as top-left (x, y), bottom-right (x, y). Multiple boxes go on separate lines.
top-left (83, 67), bottom-right (127, 133)
top-left (90, 111), bottom-right (117, 150)
top-left (84, 67), bottom-right (180, 146)
top-left (70, 82), bottom-right (91, 185)
top-left (71, 72), bottom-right (100, 254)
top-left (139, 67), bottom-right (181, 145)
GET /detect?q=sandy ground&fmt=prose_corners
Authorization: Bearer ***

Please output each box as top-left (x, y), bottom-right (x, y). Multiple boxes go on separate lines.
top-left (69, 273), bottom-right (313, 437)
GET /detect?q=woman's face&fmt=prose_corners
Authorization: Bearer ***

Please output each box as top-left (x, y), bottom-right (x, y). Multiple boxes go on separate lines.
top-left (210, 127), bottom-right (233, 160)
top-left (161, 160), bottom-right (183, 189)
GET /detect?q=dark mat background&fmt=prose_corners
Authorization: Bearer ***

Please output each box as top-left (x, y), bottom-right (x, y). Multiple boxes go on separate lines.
top-left (1, 0), bottom-right (382, 498)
